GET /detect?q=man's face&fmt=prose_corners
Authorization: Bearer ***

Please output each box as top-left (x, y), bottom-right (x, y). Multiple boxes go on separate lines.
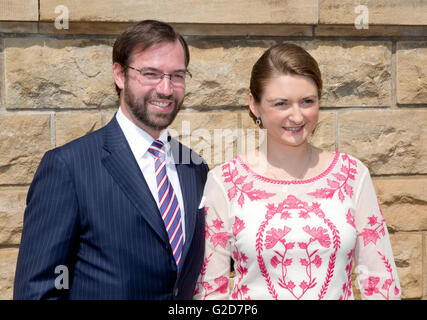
top-left (120, 40), bottom-right (187, 138)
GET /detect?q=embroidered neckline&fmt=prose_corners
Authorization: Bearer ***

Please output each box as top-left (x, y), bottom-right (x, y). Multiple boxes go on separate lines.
top-left (236, 151), bottom-right (340, 185)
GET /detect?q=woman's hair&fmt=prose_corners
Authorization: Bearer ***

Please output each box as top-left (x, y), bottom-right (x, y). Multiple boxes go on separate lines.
top-left (112, 20), bottom-right (190, 97)
top-left (249, 43), bottom-right (322, 121)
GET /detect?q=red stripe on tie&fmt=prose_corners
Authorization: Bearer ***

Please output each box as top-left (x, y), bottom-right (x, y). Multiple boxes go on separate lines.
top-left (148, 140), bottom-right (184, 271)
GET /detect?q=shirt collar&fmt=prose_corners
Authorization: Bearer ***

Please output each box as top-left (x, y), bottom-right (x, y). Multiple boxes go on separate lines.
top-left (116, 107), bottom-right (171, 160)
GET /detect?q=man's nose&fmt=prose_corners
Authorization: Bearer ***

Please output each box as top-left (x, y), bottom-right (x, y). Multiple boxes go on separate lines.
top-left (156, 76), bottom-right (174, 97)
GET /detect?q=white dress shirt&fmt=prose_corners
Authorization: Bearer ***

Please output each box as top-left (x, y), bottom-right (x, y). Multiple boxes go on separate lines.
top-left (116, 107), bottom-right (186, 241)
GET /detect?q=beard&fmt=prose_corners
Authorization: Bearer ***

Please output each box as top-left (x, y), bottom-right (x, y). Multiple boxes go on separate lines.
top-left (123, 80), bottom-right (183, 131)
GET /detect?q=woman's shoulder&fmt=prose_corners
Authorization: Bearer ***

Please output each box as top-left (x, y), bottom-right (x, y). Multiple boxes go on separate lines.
top-left (208, 156), bottom-right (243, 178)
top-left (337, 151), bottom-right (369, 171)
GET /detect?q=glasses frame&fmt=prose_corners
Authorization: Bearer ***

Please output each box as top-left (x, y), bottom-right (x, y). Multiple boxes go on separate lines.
top-left (124, 65), bottom-right (192, 86)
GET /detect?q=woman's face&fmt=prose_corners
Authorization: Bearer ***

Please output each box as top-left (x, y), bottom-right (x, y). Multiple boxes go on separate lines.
top-left (249, 74), bottom-right (319, 149)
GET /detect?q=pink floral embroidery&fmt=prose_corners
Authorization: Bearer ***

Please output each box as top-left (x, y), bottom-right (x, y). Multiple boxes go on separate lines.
top-left (265, 227), bottom-right (291, 249)
top-left (210, 232), bottom-right (228, 248)
top-left (222, 161), bottom-right (275, 207)
top-left (346, 209), bottom-right (356, 229)
top-left (339, 249), bottom-right (354, 300)
top-left (214, 276), bottom-right (229, 294)
top-left (196, 273), bottom-right (230, 299)
top-left (364, 276), bottom-right (381, 296)
top-left (194, 252), bottom-right (212, 298)
top-left (205, 216), bottom-right (228, 249)
top-left (196, 214), bottom-right (230, 299)
top-left (256, 195), bottom-right (341, 300)
top-left (359, 214), bottom-right (386, 247)
top-left (231, 217), bottom-right (251, 299)
top-left (232, 217), bottom-right (245, 237)
top-left (307, 154), bottom-right (357, 203)
top-left (303, 226), bottom-right (331, 248)
top-left (362, 251), bottom-right (399, 299)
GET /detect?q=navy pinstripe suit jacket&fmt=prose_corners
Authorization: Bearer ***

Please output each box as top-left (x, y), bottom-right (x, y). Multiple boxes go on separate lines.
top-left (13, 117), bottom-right (209, 300)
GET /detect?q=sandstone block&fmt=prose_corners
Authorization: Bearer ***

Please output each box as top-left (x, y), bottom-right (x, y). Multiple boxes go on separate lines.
top-left (390, 233), bottom-right (423, 299)
top-left (396, 42), bottom-right (427, 105)
top-left (373, 177), bottom-right (427, 232)
top-left (320, 0), bottom-right (427, 26)
top-left (102, 109), bottom-right (119, 126)
top-left (186, 39), bottom-right (274, 107)
top-left (308, 111), bottom-right (336, 152)
top-left (175, 24), bottom-right (313, 37)
top-left (39, 22), bottom-right (314, 37)
top-left (40, 0), bottom-right (318, 24)
top-left (169, 111), bottom-right (239, 167)
top-left (0, 248), bottom-right (18, 300)
top-left (338, 110), bottom-right (427, 175)
top-left (0, 187), bottom-right (27, 245)
top-left (315, 25), bottom-right (427, 37)
top-left (307, 41), bottom-right (392, 107)
top-left (424, 233), bottom-right (427, 299)
top-left (0, 0), bottom-right (38, 21)
top-left (0, 21), bottom-right (38, 34)
top-left (5, 38), bottom-right (118, 110)
top-left (55, 112), bottom-right (102, 147)
top-left (0, 114), bottom-right (51, 185)
top-left (0, 39), bottom-right (4, 109)
top-left (240, 109), bottom-right (258, 130)
top-left (187, 40), bottom-right (391, 108)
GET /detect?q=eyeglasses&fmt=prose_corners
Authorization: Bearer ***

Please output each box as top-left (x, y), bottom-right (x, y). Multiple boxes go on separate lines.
top-left (124, 65), bottom-right (192, 86)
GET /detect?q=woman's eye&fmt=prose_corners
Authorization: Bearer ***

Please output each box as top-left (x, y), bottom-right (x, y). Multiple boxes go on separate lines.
top-left (302, 99), bottom-right (314, 105)
top-left (274, 102), bottom-right (287, 107)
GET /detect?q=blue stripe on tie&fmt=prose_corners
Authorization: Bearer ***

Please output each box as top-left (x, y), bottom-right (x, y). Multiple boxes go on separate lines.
top-left (148, 140), bottom-right (183, 271)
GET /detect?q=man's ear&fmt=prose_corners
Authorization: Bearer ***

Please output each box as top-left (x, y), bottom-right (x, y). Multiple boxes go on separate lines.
top-left (248, 93), bottom-right (259, 118)
top-left (113, 62), bottom-right (125, 91)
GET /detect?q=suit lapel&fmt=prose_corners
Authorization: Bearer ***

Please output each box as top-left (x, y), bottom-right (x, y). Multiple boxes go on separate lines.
top-left (170, 138), bottom-right (198, 271)
top-left (101, 117), bottom-right (169, 245)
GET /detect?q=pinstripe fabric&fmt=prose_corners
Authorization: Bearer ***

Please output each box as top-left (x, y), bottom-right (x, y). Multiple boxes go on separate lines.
top-left (148, 140), bottom-right (184, 269)
top-left (13, 116), bottom-right (208, 300)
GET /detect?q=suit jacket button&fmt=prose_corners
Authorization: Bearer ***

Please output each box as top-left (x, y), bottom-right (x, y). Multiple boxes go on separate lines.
top-left (174, 288), bottom-right (179, 296)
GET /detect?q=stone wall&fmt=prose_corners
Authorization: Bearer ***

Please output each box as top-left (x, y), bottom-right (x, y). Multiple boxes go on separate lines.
top-left (1, 0), bottom-right (426, 300)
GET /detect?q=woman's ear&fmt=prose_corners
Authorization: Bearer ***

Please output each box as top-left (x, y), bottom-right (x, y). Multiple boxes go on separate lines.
top-left (113, 62), bottom-right (125, 91)
top-left (248, 93), bottom-right (259, 118)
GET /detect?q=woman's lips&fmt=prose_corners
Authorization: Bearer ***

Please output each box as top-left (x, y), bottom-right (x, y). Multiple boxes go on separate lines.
top-left (283, 125), bottom-right (304, 133)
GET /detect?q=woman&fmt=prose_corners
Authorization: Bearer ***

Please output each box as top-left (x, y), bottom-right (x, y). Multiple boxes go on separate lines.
top-left (193, 43), bottom-right (401, 300)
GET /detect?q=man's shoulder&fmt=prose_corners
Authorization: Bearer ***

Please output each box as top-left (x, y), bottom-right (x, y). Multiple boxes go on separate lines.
top-left (48, 121), bottom-right (112, 163)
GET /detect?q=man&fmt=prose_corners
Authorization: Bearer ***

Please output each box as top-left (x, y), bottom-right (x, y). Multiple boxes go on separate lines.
top-left (14, 20), bottom-right (208, 299)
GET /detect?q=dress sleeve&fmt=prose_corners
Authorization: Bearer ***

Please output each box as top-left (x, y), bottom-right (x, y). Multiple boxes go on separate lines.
top-left (193, 170), bottom-right (232, 300)
top-left (353, 169), bottom-right (401, 300)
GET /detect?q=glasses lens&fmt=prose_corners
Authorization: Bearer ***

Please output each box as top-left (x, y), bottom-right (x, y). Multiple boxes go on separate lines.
top-left (135, 68), bottom-right (191, 86)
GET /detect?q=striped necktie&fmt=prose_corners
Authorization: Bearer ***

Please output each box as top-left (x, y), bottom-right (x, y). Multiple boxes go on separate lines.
top-left (148, 140), bottom-right (184, 270)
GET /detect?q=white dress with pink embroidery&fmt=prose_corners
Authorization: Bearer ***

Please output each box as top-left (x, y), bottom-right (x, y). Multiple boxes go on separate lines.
top-left (194, 152), bottom-right (401, 300)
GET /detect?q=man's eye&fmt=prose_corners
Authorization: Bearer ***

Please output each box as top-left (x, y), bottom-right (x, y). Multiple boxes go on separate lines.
top-left (142, 72), bottom-right (160, 78)
top-left (172, 73), bottom-right (185, 80)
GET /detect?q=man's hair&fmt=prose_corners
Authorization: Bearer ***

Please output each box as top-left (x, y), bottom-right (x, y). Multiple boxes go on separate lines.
top-left (112, 20), bottom-right (190, 97)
